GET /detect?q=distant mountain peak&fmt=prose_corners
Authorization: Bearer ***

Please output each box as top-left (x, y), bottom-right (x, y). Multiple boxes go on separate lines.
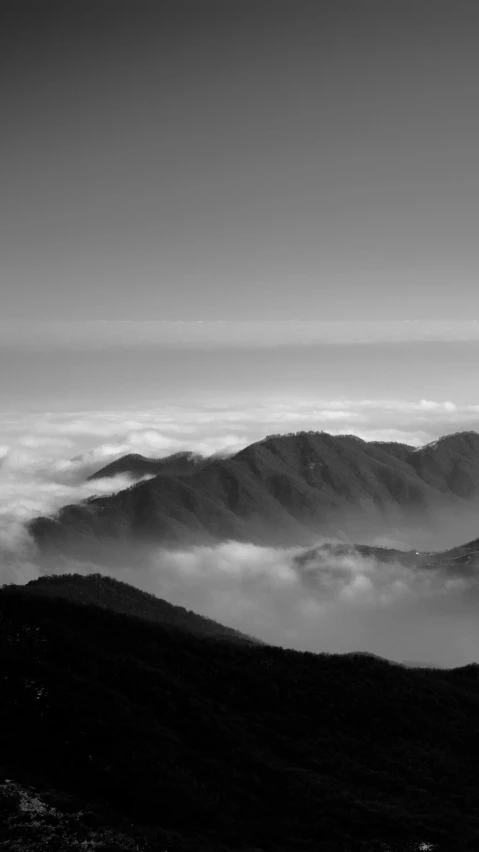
top-left (88, 450), bottom-right (205, 481)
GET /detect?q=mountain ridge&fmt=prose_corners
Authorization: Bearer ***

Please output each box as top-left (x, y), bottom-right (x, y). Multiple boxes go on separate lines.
top-left (2, 571), bottom-right (479, 850)
top-left (30, 429), bottom-right (479, 555)
top-left (10, 572), bottom-right (260, 645)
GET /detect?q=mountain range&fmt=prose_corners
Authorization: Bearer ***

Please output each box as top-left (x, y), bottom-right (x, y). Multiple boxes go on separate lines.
top-left (31, 430), bottom-right (479, 556)
top-left (2, 571), bottom-right (479, 852)
top-left (296, 534), bottom-right (479, 574)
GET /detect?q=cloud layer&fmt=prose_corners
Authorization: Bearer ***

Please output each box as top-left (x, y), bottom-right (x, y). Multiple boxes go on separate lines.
top-left (3, 396), bottom-right (479, 459)
top-left (2, 404), bottom-right (479, 669)
top-left (23, 538), bottom-right (479, 670)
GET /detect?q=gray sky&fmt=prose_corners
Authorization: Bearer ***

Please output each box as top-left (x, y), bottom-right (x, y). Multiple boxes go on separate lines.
top-left (2, 1), bottom-right (479, 452)
top-left (2, 0), bottom-right (479, 321)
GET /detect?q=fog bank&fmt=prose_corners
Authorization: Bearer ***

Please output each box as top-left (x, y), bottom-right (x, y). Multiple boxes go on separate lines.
top-left (1, 436), bottom-right (479, 668)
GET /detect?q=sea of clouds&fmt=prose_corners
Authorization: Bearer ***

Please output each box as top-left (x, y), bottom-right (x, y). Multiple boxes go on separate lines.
top-left (2, 400), bottom-right (479, 668)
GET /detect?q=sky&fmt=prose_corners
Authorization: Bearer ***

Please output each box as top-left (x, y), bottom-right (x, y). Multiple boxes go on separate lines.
top-left (2, 0), bottom-right (479, 322)
top-left (2, 1), bottom-right (479, 436)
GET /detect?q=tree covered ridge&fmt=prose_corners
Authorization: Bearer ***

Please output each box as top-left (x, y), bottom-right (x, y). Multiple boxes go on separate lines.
top-left (30, 430), bottom-right (479, 555)
top-left (2, 576), bottom-right (479, 851)
top-left (17, 572), bottom-right (260, 644)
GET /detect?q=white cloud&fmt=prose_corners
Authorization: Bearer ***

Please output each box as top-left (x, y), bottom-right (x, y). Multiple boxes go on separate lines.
top-left (418, 399), bottom-right (456, 412)
top-left (18, 539), bottom-right (479, 669)
top-left (1, 406), bottom-right (479, 667)
top-left (0, 441), bottom-right (157, 586)
top-left (2, 397), bottom-right (479, 474)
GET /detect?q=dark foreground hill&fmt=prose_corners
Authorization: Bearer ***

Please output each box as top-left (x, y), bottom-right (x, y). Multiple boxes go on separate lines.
top-left (2, 573), bottom-right (479, 851)
top-left (20, 572), bottom-right (260, 644)
top-left (31, 430), bottom-right (479, 556)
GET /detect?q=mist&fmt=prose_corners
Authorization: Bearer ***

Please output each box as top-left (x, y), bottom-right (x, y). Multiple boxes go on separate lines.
top-left (2, 435), bottom-right (479, 669)
top-left (4, 530), bottom-right (479, 669)
top-left (0, 440), bottom-right (154, 584)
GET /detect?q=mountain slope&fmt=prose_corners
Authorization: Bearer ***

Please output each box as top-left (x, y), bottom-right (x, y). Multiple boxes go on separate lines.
top-left (407, 431), bottom-right (479, 498)
top-left (30, 430), bottom-right (479, 555)
top-left (2, 573), bottom-right (479, 851)
top-left (17, 573), bottom-right (260, 644)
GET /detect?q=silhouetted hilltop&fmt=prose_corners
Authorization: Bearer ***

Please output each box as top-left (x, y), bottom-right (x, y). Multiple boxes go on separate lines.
top-left (1, 575), bottom-right (479, 851)
top-left (18, 572), bottom-right (259, 644)
top-left (30, 430), bottom-right (479, 555)
top-left (89, 450), bottom-right (205, 481)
